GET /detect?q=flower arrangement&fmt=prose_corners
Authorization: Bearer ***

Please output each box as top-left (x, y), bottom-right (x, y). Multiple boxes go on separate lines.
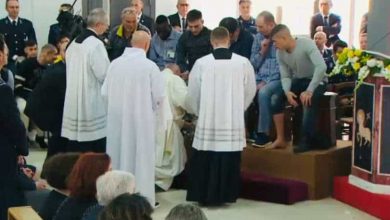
top-left (328, 48), bottom-right (390, 90)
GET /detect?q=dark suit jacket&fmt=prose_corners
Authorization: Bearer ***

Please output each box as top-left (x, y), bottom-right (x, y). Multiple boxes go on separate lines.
top-left (139, 13), bottom-right (154, 34)
top-left (310, 13), bottom-right (341, 46)
top-left (168, 13), bottom-right (187, 30)
top-left (230, 28), bottom-right (254, 59)
top-left (0, 17), bottom-right (36, 62)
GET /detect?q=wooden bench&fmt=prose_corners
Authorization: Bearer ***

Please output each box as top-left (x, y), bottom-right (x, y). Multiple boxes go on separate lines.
top-left (8, 206), bottom-right (42, 220)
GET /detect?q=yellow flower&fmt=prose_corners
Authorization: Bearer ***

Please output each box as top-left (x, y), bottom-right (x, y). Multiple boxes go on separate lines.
top-left (343, 48), bottom-right (349, 54)
top-left (353, 62), bottom-right (361, 71)
top-left (386, 64), bottom-right (390, 71)
top-left (354, 49), bottom-right (363, 57)
top-left (347, 50), bottom-right (355, 58)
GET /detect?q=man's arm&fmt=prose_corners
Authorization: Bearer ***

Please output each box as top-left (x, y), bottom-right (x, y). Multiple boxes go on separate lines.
top-left (244, 60), bottom-right (257, 110)
top-left (250, 34), bottom-right (265, 72)
top-left (306, 41), bottom-right (327, 93)
top-left (90, 43), bottom-right (110, 84)
top-left (170, 75), bottom-right (188, 109)
top-left (277, 51), bottom-right (292, 93)
top-left (323, 14), bottom-right (341, 36)
top-left (175, 33), bottom-right (188, 72)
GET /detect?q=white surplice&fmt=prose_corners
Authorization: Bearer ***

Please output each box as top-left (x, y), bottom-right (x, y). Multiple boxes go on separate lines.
top-left (102, 47), bottom-right (164, 206)
top-left (186, 52), bottom-right (256, 152)
top-left (155, 68), bottom-right (188, 191)
top-left (62, 34), bottom-right (110, 141)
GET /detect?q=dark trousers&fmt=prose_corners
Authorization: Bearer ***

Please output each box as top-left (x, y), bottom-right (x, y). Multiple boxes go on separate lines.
top-left (46, 130), bottom-right (69, 159)
top-left (66, 137), bottom-right (106, 153)
top-left (290, 79), bottom-right (326, 143)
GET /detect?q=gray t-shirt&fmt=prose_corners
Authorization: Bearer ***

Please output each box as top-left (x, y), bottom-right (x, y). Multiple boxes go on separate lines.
top-left (276, 37), bottom-right (326, 93)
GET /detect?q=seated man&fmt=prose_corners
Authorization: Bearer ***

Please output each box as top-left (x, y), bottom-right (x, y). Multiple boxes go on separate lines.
top-left (271, 24), bottom-right (327, 153)
top-left (219, 17), bottom-right (254, 59)
top-left (108, 7), bottom-right (150, 60)
top-left (14, 44), bottom-right (58, 148)
top-left (149, 15), bottom-right (181, 70)
top-left (314, 31), bottom-right (334, 74)
top-left (155, 64), bottom-right (188, 191)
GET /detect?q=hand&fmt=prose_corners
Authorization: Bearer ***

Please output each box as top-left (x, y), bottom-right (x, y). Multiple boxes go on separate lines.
top-left (286, 91), bottom-right (298, 107)
top-left (35, 180), bottom-right (47, 190)
top-left (256, 81), bottom-right (266, 91)
top-left (300, 91), bottom-right (313, 107)
top-left (180, 71), bottom-right (189, 80)
top-left (316, 26), bottom-right (323, 32)
top-left (173, 26), bottom-right (182, 32)
top-left (21, 167), bottom-right (34, 179)
top-left (260, 39), bottom-right (271, 55)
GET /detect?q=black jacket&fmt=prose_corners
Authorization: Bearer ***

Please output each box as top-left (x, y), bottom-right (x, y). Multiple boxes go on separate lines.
top-left (25, 61), bottom-right (66, 132)
top-left (175, 27), bottom-right (212, 72)
top-left (168, 13), bottom-right (187, 30)
top-left (0, 17), bottom-right (36, 62)
top-left (139, 13), bottom-right (154, 34)
top-left (310, 13), bottom-right (341, 46)
top-left (230, 28), bottom-right (254, 59)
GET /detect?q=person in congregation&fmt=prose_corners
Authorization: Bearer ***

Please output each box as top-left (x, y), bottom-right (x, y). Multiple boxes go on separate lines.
top-left (168, 0), bottom-right (190, 33)
top-left (155, 64), bottom-right (188, 191)
top-left (25, 38), bottom-right (70, 159)
top-left (62, 8), bottom-right (110, 153)
top-left (176, 9), bottom-right (212, 73)
top-left (310, 0), bottom-right (341, 47)
top-left (99, 193), bottom-right (153, 220)
top-left (14, 40), bottom-right (38, 65)
top-left (108, 7), bottom-right (150, 61)
top-left (165, 203), bottom-right (208, 220)
top-left (271, 24), bottom-right (327, 153)
top-left (149, 15), bottom-right (182, 70)
top-left (219, 17), bottom-right (254, 59)
top-left (237, 0), bottom-right (257, 35)
top-left (81, 170), bottom-right (136, 220)
top-left (185, 27), bottom-right (256, 205)
top-left (53, 153), bottom-right (111, 220)
top-left (131, 0), bottom-right (154, 34)
top-left (250, 11), bottom-right (286, 148)
top-left (103, 31), bottom-right (164, 207)
top-left (0, 0), bottom-right (37, 73)
top-left (314, 31), bottom-right (334, 74)
top-left (0, 34), bottom-right (29, 220)
top-left (15, 44), bottom-right (58, 149)
top-left (39, 153), bottom-right (80, 220)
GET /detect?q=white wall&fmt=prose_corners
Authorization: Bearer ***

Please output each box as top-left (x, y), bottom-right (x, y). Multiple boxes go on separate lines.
top-left (0, 0), bottom-right (82, 48)
top-left (155, 0), bottom-right (238, 29)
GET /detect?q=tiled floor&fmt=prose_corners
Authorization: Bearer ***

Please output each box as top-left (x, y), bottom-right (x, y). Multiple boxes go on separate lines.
top-left (28, 149), bottom-right (377, 220)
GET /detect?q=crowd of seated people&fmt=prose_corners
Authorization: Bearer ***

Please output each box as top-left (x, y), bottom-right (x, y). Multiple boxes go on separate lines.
top-left (0, 0), bottom-right (369, 218)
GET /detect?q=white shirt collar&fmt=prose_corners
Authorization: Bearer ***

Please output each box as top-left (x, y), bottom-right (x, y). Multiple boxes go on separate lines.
top-left (137, 12), bottom-right (142, 22)
top-left (179, 14), bottom-right (186, 21)
top-left (8, 16), bottom-right (19, 23)
top-left (321, 13), bottom-right (330, 18)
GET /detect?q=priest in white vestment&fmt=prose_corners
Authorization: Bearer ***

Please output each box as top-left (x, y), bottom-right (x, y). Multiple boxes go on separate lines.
top-left (102, 31), bottom-right (165, 206)
top-left (61, 9), bottom-right (110, 152)
top-left (185, 27), bottom-right (256, 205)
top-left (155, 64), bottom-right (188, 191)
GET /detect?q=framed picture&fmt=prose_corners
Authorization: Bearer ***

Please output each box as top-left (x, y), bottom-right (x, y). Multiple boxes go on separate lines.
top-left (353, 82), bottom-right (374, 173)
top-left (379, 85), bottom-right (390, 175)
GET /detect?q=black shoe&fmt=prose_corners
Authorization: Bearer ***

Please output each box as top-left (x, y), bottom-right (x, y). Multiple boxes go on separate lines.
top-left (154, 202), bottom-right (160, 208)
top-left (253, 133), bottom-right (271, 147)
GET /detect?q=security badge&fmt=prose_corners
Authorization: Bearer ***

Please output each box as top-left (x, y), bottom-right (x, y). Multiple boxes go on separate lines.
top-left (166, 49), bottom-right (175, 59)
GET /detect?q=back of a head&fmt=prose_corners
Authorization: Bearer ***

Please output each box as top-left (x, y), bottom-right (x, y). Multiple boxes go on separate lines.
top-left (270, 24), bottom-right (290, 39)
top-left (210, 26), bottom-right (230, 44)
top-left (187, 9), bottom-right (202, 23)
top-left (131, 31), bottom-right (151, 49)
top-left (87, 8), bottom-right (107, 28)
top-left (41, 153), bottom-right (80, 190)
top-left (165, 203), bottom-right (208, 220)
top-left (41, 44), bottom-right (58, 55)
top-left (96, 170), bottom-right (136, 206)
top-left (333, 40), bottom-right (348, 53)
top-left (155, 15), bottom-right (170, 26)
top-left (219, 17), bottom-right (239, 34)
top-left (99, 193), bottom-right (153, 220)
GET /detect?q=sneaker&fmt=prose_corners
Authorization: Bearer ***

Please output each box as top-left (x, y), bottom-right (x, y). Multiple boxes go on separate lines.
top-left (253, 133), bottom-right (271, 147)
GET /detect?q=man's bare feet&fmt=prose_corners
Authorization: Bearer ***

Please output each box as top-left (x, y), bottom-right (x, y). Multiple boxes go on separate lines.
top-left (271, 139), bottom-right (288, 149)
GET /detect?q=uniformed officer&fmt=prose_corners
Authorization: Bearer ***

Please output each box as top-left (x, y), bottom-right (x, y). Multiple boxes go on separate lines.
top-left (0, 0), bottom-right (37, 72)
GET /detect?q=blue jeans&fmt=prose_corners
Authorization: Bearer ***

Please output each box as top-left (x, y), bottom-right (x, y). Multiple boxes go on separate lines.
top-left (257, 80), bottom-right (284, 133)
top-left (290, 78), bottom-right (327, 141)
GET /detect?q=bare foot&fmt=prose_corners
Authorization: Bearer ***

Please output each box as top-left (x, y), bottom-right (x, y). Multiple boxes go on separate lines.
top-left (271, 139), bottom-right (288, 149)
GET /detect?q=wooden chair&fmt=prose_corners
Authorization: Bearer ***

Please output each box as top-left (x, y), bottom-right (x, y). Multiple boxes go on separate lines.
top-left (8, 206), bottom-right (42, 220)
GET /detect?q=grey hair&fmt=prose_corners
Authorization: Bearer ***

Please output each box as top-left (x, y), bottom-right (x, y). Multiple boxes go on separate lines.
top-left (121, 7), bottom-right (137, 19)
top-left (165, 203), bottom-right (208, 220)
top-left (96, 170), bottom-right (136, 206)
top-left (87, 8), bottom-right (108, 28)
